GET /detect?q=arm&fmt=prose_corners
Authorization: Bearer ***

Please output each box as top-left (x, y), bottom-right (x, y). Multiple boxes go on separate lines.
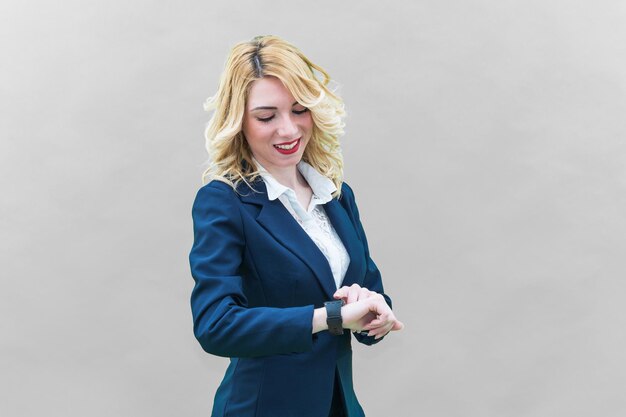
top-left (311, 297), bottom-right (402, 335)
top-left (189, 183), bottom-right (315, 358)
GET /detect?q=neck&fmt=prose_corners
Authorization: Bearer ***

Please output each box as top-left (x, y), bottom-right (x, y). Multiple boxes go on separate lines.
top-left (265, 164), bottom-right (306, 190)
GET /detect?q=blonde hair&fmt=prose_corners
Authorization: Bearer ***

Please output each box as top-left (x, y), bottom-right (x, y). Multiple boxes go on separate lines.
top-left (202, 35), bottom-right (346, 196)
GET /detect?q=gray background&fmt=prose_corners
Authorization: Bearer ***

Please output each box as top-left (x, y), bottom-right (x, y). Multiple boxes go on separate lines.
top-left (2, 1), bottom-right (625, 416)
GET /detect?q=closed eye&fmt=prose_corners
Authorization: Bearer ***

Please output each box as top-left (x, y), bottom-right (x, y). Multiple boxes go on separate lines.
top-left (256, 108), bottom-right (309, 123)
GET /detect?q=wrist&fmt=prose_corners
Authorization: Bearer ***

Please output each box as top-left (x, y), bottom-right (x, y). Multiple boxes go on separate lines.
top-left (312, 307), bottom-right (328, 334)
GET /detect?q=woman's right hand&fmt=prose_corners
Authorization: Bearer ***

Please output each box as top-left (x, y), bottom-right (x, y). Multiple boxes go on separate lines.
top-left (341, 294), bottom-right (404, 339)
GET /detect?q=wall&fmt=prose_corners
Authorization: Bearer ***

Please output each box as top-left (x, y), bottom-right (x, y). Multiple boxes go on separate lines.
top-left (2, 1), bottom-right (625, 416)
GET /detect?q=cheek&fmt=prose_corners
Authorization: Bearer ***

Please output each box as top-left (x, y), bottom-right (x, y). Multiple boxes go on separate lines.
top-left (243, 121), bottom-right (270, 144)
top-left (302, 113), bottom-right (314, 132)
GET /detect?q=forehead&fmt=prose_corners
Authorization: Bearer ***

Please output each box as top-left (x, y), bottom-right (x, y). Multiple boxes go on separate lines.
top-left (246, 76), bottom-right (296, 109)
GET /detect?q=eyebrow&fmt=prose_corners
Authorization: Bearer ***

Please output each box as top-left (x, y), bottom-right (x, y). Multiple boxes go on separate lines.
top-left (250, 101), bottom-right (300, 111)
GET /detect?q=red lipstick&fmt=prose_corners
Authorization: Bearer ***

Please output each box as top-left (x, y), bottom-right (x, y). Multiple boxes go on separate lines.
top-left (273, 138), bottom-right (301, 155)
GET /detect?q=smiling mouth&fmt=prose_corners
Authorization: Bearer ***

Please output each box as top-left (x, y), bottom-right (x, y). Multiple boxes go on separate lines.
top-left (273, 138), bottom-right (300, 150)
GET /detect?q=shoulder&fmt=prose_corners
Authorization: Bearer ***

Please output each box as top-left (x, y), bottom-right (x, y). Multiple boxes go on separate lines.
top-left (338, 181), bottom-right (357, 206)
top-left (194, 178), bottom-right (262, 200)
top-left (190, 181), bottom-right (248, 232)
top-left (192, 178), bottom-right (266, 210)
top-left (198, 179), bottom-right (236, 194)
top-left (191, 180), bottom-right (243, 215)
top-left (340, 181), bottom-right (355, 197)
top-left (194, 179), bottom-right (236, 201)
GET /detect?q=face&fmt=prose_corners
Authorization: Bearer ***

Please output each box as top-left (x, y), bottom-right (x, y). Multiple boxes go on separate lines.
top-left (242, 76), bottom-right (313, 173)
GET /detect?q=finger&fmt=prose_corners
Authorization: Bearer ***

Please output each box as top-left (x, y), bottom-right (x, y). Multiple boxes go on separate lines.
top-left (363, 322), bottom-right (381, 331)
top-left (363, 320), bottom-right (381, 329)
top-left (375, 327), bottom-right (393, 339)
top-left (363, 315), bottom-right (391, 330)
top-left (333, 287), bottom-right (349, 299)
top-left (363, 315), bottom-right (387, 328)
top-left (391, 320), bottom-right (405, 331)
top-left (373, 329), bottom-right (390, 340)
top-left (376, 312), bottom-right (389, 324)
top-left (347, 284), bottom-right (361, 304)
top-left (372, 320), bottom-right (402, 334)
top-left (377, 323), bottom-right (393, 338)
top-left (368, 297), bottom-right (391, 314)
top-left (358, 288), bottom-right (372, 301)
top-left (373, 292), bottom-right (385, 302)
top-left (365, 313), bottom-right (402, 331)
top-left (370, 322), bottom-right (394, 339)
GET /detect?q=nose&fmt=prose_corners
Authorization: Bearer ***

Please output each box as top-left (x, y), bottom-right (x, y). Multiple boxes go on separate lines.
top-left (277, 114), bottom-right (299, 139)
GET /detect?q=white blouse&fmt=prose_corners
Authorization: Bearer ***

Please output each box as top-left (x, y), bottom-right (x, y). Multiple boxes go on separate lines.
top-left (253, 158), bottom-right (350, 290)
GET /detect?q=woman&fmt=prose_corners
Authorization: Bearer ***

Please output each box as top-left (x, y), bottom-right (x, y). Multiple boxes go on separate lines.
top-left (189, 35), bottom-right (404, 417)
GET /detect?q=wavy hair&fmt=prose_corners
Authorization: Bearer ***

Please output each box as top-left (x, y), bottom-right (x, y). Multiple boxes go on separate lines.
top-left (202, 35), bottom-right (346, 196)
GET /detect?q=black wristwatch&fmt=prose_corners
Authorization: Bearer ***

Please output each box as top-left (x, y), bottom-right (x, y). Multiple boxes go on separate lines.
top-left (324, 300), bottom-right (344, 336)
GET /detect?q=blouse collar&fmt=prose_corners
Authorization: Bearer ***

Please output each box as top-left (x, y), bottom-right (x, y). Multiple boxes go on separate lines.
top-left (252, 157), bottom-right (337, 204)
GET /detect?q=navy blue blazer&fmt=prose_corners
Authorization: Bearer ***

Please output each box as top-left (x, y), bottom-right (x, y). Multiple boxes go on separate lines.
top-left (189, 177), bottom-right (392, 417)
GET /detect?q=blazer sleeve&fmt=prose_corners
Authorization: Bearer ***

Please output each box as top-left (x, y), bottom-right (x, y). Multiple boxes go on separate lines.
top-left (340, 182), bottom-right (393, 346)
top-left (189, 182), bottom-right (315, 358)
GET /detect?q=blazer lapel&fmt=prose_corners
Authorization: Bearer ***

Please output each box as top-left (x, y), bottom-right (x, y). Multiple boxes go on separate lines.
top-left (239, 180), bottom-right (338, 299)
top-left (323, 198), bottom-right (366, 288)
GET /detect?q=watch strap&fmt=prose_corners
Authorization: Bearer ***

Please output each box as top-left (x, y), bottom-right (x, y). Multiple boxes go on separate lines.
top-left (324, 300), bottom-right (344, 336)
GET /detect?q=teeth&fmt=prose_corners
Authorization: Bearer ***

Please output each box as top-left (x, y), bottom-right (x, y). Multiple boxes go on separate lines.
top-left (275, 140), bottom-right (298, 150)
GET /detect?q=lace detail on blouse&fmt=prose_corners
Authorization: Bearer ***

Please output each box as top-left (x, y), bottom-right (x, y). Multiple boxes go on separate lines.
top-left (292, 205), bottom-right (350, 289)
